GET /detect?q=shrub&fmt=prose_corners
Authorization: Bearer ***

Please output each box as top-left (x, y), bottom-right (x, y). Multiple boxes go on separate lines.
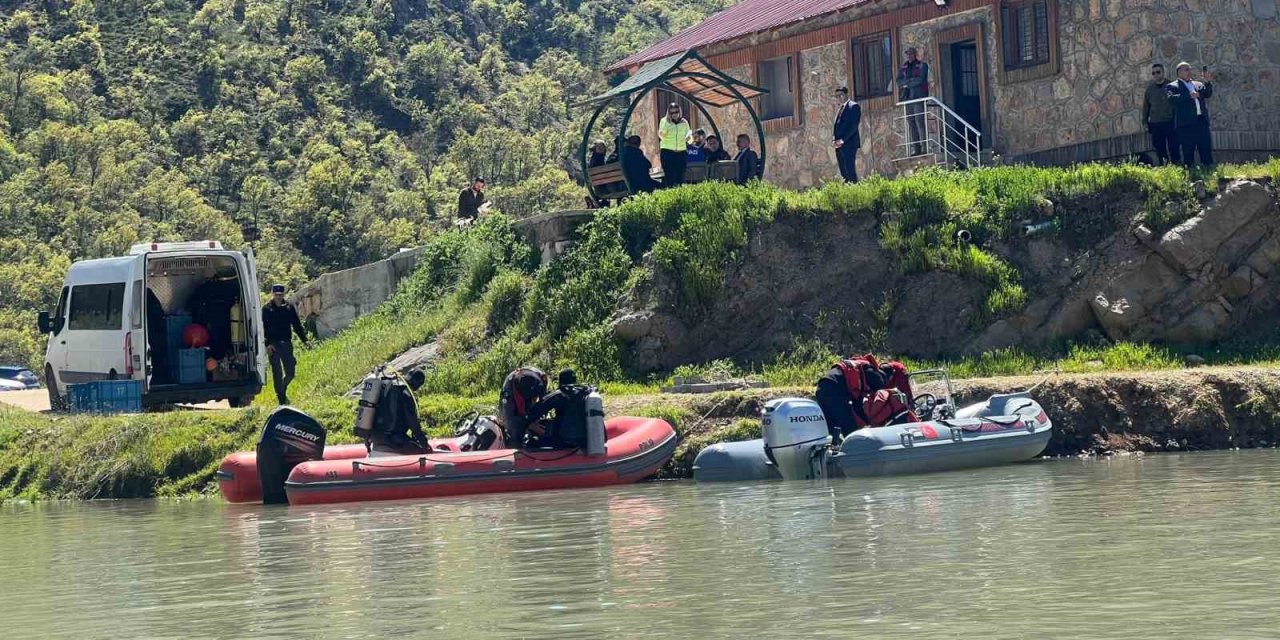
top-left (484, 270), bottom-right (529, 336)
top-left (557, 324), bottom-right (624, 382)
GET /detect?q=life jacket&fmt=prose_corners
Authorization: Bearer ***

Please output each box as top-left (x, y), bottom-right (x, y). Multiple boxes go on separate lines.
top-left (863, 388), bottom-right (918, 426)
top-left (832, 354), bottom-right (916, 427)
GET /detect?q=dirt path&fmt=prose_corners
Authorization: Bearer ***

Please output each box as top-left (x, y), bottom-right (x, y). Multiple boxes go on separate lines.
top-left (0, 389), bottom-right (51, 412)
top-left (0, 389), bottom-right (230, 413)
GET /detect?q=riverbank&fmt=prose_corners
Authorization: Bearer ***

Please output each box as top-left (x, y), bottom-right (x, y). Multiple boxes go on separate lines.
top-left (3, 365), bottom-right (1279, 500)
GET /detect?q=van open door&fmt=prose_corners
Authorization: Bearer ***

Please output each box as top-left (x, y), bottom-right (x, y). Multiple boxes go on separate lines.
top-left (243, 248), bottom-right (267, 386)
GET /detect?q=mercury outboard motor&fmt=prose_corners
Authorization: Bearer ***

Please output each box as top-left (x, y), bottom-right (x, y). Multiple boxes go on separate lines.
top-left (762, 398), bottom-right (832, 480)
top-left (256, 406), bottom-right (327, 505)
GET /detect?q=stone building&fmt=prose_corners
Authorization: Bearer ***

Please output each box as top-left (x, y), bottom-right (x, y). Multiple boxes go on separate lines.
top-left (605, 0), bottom-right (1280, 188)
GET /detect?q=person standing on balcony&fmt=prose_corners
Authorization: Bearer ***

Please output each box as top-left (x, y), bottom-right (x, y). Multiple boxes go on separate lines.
top-left (658, 103), bottom-right (691, 187)
top-left (897, 47), bottom-right (930, 157)
top-left (1166, 62), bottom-right (1214, 169)
top-left (832, 87), bottom-right (862, 183)
top-left (1142, 64), bottom-right (1180, 166)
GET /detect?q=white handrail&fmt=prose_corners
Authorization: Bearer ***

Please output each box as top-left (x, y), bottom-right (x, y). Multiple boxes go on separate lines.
top-left (893, 97), bottom-right (982, 169)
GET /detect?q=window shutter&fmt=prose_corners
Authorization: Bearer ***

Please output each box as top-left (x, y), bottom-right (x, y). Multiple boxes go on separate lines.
top-left (1001, 5), bottom-right (1015, 68)
top-left (1034, 0), bottom-right (1050, 63)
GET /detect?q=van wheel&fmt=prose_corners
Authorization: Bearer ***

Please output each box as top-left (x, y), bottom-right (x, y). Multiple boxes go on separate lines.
top-left (227, 395), bottom-right (254, 408)
top-left (45, 366), bottom-right (67, 412)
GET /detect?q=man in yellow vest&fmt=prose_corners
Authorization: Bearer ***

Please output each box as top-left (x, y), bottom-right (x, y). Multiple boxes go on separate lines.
top-left (658, 102), bottom-right (691, 187)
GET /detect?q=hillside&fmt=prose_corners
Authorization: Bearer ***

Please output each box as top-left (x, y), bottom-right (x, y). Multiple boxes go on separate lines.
top-left (0, 0), bottom-right (731, 368)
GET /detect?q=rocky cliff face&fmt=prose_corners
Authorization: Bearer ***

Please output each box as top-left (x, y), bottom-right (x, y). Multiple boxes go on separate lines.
top-left (613, 180), bottom-right (1280, 371)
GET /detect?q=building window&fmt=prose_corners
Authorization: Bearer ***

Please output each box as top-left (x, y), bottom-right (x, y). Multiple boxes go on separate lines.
top-left (757, 55), bottom-right (796, 120)
top-left (852, 33), bottom-right (893, 100)
top-left (68, 283), bottom-right (125, 331)
top-left (655, 87), bottom-right (695, 129)
top-left (1001, 0), bottom-right (1051, 70)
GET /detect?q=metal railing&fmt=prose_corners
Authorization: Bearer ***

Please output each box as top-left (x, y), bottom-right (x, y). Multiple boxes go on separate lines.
top-left (894, 97), bottom-right (982, 170)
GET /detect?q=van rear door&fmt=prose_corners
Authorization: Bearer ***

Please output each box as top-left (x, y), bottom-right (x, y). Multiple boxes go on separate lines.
top-left (127, 260), bottom-right (147, 386)
top-left (241, 249), bottom-right (267, 384)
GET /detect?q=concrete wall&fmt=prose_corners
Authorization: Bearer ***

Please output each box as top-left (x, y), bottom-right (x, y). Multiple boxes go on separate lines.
top-left (627, 0), bottom-right (1280, 186)
top-left (289, 210), bottom-right (598, 338)
top-left (291, 247), bottom-right (425, 338)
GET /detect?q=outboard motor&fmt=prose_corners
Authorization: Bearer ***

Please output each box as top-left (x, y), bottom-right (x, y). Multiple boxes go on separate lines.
top-left (456, 414), bottom-right (506, 451)
top-left (762, 398), bottom-right (832, 480)
top-left (256, 406), bottom-right (327, 505)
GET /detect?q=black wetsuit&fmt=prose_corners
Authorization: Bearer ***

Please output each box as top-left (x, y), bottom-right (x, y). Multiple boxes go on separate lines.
top-left (524, 385), bottom-right (589, 449)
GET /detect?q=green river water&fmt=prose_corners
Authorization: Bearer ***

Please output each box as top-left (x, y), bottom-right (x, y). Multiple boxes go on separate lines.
top-left (3, 450), bottom-right (1279, 639)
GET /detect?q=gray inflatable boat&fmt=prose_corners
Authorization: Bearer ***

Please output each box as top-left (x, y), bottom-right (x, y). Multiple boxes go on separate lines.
top-left (693, 369), bottom-right (1053, 483)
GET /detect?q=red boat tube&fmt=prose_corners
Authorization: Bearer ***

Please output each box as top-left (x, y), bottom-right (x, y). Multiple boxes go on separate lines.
top-left (217, 417), bottom-right (676, 506)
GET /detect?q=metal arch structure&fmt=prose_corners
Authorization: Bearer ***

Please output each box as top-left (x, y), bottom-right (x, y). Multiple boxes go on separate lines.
top-left (576, 50), bottom-right (770, 200)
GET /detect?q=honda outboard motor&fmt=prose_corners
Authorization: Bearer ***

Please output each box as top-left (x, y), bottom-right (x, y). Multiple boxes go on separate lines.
top-left (256, 406), bottom-right (327, 505)
top-left (762, 398), bottom-right (832, 480)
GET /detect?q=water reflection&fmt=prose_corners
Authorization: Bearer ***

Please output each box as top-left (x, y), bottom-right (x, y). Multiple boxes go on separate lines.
top-left (4, 451), bottom-right (1280, 638)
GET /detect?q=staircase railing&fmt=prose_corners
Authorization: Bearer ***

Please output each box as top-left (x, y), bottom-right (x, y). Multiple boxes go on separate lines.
top-left (894, 97), bottom-right (982, 169)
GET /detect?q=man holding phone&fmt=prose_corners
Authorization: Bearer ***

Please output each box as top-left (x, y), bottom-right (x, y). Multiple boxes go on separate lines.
top-left (1166, 62), bottom-right (1214, 168)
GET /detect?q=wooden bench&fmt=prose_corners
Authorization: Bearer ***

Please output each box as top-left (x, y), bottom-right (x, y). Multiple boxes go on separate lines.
top-left (588, 163), bottom-right (631, 200)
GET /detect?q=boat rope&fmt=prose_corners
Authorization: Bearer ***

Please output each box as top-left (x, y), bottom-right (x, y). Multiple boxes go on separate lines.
top-left (1025, 361), bottom-right (1061, 394)
top-left (518, 447), bottom-right (583, 462)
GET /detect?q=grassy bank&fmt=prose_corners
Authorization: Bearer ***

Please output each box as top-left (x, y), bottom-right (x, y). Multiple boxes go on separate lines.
top-left (3, 160), bottom-right (1280, 500)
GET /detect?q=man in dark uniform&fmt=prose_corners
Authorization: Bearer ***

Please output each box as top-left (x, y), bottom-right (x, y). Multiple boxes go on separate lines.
top-left (832, 87), bottom-right (862, 182)
top-left (524, 369), bottom-right (590, 450)
top-left (457, 177), bottom-right (487, 221)
top-left (1142, 63), bottom-right (1180, 166)
top-left (621, 136), bottom-right (661, 194)
top-left (261, 284), bottom-right (309, 405)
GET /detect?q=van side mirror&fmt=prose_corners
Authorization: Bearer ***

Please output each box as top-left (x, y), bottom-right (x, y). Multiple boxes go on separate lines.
top-left (37, 311), bottom-right (51, 335)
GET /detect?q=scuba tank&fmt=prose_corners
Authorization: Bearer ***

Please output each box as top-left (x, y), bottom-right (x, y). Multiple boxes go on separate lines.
top-left (585, 389), bottom-right (606, 456)
top-left (353, 371), bottom-right (385, 440)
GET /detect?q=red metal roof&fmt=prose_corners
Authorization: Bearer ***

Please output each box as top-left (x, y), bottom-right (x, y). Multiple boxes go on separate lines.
top-left (605, 0), bottom-right (870, 73)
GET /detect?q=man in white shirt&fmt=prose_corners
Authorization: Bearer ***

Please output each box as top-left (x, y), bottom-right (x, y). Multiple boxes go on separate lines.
top-left (1165, 61), bottom-right (1214, 168)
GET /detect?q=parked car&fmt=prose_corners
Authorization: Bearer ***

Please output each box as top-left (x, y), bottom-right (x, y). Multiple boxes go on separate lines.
top-left (0, 366), bottom-right (40, 390)
top-left (37, 241), bottom-right (266, 410)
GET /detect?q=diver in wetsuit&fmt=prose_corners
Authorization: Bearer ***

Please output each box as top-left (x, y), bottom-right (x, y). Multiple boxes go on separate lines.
top-left (523, 369), bottom-right (590, 450)
top-left (499, 366), bottom-right (549, 448)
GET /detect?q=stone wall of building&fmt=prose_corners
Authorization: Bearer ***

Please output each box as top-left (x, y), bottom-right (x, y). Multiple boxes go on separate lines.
top-left (623, 0), bottom-right (1280, 186)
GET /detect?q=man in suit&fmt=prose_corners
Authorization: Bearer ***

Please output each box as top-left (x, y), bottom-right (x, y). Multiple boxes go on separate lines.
top-left (1166, 61), bottom-right (1214, 168)
top-left (734, 134), bottom-right (761, 185)
top-left (832, 86), bottom-right (862, 182)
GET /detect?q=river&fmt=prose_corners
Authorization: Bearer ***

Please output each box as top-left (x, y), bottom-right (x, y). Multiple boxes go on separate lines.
top-left (3, 450), bottom-right (1279, 639)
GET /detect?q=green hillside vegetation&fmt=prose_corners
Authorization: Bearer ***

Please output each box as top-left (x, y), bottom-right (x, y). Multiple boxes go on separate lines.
top-left (0, 0), bottom-right (732, 368)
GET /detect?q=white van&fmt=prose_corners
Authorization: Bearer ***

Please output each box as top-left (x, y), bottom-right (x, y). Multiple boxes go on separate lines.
top-left (38, 241), bottom-right (267, 409)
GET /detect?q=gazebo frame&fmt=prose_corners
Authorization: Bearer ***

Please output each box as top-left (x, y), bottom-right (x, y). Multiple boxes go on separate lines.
top-left (577, 50), bottom-right (770, 200)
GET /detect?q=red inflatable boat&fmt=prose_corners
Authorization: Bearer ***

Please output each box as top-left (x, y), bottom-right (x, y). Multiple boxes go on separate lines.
top-left (217, 415), bottom-right (677, 506)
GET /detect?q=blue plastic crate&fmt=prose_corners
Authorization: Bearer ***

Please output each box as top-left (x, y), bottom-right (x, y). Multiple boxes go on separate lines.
top-left (69, 380), bottom-right (143, 414)
top-left (173, 348), bottom-right (207, 385)
top-left (164, 314), bottom-right (192, 351)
